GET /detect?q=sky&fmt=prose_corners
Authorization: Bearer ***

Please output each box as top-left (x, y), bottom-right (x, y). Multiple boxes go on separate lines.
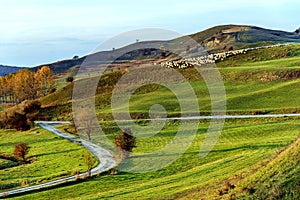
top-left (0, 0), bottom-right (299, 67)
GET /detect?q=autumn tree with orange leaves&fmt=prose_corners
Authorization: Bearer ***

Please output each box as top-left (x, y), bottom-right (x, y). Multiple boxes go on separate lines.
top-left (0, 66), bottom-right (56, 103)
top-left (34, 66), bottom-right (56, 97)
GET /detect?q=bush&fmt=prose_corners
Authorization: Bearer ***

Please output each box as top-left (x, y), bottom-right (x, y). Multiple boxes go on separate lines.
top-left (114, 128), bottom-right (136, 157)
top-left (66, 76), bottom-right (74, 83)
top-left (14, 143), bottom-right (30, 161)
top-left (0, 100), bottom-right (41, 131)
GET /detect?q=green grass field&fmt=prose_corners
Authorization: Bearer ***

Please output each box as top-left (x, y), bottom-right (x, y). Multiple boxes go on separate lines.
top-left (0, 127), bottom-right (97, 192)
top-left (1, 44), bottom-right (299, 199)
top-left (42, 49), bottom-right (300, 120)
top-left (55, 76), bottom-right (69, 90)
top-left (8, 117), bottom-right (300, 199)
top-left (229, 135), bottom-right (300, 200)
top-left (0, 159), bottom-right (18, 170)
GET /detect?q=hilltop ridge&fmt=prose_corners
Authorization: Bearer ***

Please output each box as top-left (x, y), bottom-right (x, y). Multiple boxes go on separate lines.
top-left (1, 25), bottom-right (299, 76)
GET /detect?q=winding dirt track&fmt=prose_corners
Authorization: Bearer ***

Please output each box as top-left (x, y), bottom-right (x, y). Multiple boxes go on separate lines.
top-left (0, 121), bottom-right (116, 198)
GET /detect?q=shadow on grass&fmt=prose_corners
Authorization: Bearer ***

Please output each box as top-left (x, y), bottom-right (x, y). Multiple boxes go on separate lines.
top-left (200, 143), bottom-right (286, 154)
top-left (34, 148), bottom-right (79, 157)
top-left (130, 143), bottom-right (286, 158)
top-left (0, 138), bottom-right (61, 150)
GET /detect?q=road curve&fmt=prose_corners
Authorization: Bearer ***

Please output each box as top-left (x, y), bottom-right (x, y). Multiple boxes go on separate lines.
top-left (0, 121), bottom-right (116, 198)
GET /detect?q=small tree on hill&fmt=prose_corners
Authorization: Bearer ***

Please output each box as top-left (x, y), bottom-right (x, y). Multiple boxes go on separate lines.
top-left (114, 128), bottom-right (136, 157)
top-left (66, 76), bottom-right (74, 83)
top-left (14, 143), bottom-right (30, 162)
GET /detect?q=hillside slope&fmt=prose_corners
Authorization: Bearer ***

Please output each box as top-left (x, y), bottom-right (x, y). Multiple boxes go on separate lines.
top-left (27, 25), bottom-right (300, 75)
top-left (189, 25), bottom-right (300, 52)
top-left (229, 135), bottom-right (300, 199)
top-left (39, 44), bottom-right (300, 121)
top-left (1, 25), bottom-right (299, 76)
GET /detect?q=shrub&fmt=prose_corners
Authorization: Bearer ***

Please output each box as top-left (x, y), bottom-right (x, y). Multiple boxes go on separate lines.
top-left (0, 100), bottom-right (41, 130)
top-left (66, 76), bottom-right (74, 83)
top-left (114, 128), bottom-right (136, 157)
top-left (14, 143), bottom-right (30, 161)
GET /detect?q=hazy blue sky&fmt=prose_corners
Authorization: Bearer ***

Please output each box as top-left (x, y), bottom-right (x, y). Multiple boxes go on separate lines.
top-left (0, 0), bottom-right (299, 67)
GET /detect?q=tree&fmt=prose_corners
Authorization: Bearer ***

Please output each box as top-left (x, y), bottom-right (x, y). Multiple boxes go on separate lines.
top-left (66, 76), bottom-right (74, 83)
top-left (76, 108), bottom-right (95, 141)
top-left (13, 69), bottom-right (37, 101)
top-left (0, 73), bottom-right (16, 103)
top-left (114, 128), bottom-right (136, 157)
top-left (0, 76), bottom-right (5, 103)
top-left (6, 74), bottom-right (16, 103)
top-left (34, 66), bottom-right (56, 97)
top-left (14, 143), bottom-right (30, 161)
top-left (0, 66), bottom-right (55, 103)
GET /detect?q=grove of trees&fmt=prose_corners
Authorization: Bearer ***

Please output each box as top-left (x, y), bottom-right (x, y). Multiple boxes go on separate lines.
top-left (0, 66), bottom-right (56, 103)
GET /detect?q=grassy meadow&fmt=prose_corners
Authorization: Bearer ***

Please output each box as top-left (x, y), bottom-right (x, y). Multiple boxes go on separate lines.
top-left (0, 127), bottom-right (97, 192)
top-left (41, 46), bottom-right (300, 120)
top-left (8, 117), bottom-right (300, 199)
top-left (1, 44), bottom-right (299, 199)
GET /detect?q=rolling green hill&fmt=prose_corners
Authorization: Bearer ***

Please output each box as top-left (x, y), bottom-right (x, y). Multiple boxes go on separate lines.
top-left (230, 135), bottom-right (300, 200)
top-left (2, 25), bottom-right (299, 76)
top-left (7, 118), bottom-right (300, 199)
top-left (40, 44), bottom-right (300, 120)
top-left (1, 40), bottom-right (299, 199)
top-left (22, 25), bottom-right (300, 75)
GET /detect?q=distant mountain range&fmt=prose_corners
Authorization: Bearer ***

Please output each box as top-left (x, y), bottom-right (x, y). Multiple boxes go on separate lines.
top-left (1, 25), bottom-right (300, 76)
top-left (0, 65), bottom-right (26, 76)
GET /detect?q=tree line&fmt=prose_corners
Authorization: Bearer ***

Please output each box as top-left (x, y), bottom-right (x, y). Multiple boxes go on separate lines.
top-left (0, 66), bottom-right (56, 103)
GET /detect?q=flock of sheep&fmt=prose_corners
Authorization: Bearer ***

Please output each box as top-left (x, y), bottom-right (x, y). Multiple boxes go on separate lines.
top-left (160, 44), bottom-right (289, 69)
